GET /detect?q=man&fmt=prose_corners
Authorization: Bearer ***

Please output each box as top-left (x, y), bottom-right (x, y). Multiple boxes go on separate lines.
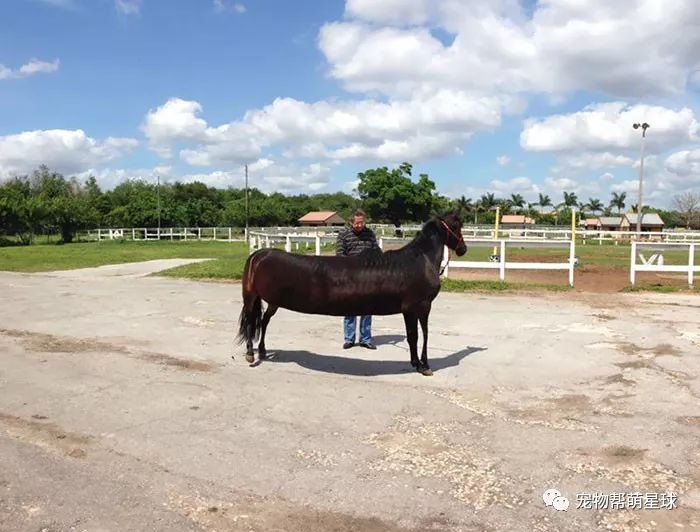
top-left (335, 209), bottom-right (379, 350)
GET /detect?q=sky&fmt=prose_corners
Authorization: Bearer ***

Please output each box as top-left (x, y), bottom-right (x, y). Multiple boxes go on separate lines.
top-left (1, 0), bottom-right (700, 210)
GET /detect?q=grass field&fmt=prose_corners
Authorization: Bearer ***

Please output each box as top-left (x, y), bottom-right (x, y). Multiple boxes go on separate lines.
top-left (1, 238), bottom-right (697, 293)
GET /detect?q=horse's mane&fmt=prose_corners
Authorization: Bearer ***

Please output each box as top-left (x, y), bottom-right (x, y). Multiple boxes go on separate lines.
top-left (352, 218), bottom-right (441, 268)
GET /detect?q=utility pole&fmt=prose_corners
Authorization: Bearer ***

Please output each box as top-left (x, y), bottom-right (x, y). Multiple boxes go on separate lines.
top-left (157, 174), bottom-right (161, 234)
top-left (244, 164), bottom-right (249, 242)
top-left (633, 122), bottom-right (649, 236)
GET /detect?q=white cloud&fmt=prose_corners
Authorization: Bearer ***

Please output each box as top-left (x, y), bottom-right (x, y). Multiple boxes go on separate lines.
top-left (496, 155), bottom-right (510, 166)
top-left (520, 102), bottom-right (699, 153)
top-left (0, 58), bottom-right (60, 80)
top-left (321, 1), bottom-right (700, 100)
top-left (143, 93), bottom-right (506, 167)
top-left (115, 0), bottom-right (141, 15)
top-left (665, 147), bottom-right (700, 177)
top-left (0, 129), bottom-right (138, 177)
top-left (490, 176), bottom-right (539, 195)
top-left (214, 1), bottom-right (246, 13)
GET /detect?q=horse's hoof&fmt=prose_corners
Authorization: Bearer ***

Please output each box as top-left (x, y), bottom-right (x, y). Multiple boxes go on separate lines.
top-left (417, 366), bottom-right (433, 376)
top-left (245, 354), bottom-right (255, 364)
top-left (258, 350), bottom-right (267, 360)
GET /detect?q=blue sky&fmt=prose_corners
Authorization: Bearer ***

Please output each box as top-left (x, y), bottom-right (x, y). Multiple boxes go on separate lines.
top-left (1, 0), bottom-right (700, 209)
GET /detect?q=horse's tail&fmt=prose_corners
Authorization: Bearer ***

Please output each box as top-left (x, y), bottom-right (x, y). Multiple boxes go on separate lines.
top-left (235, 252), bottom-right (263, 345)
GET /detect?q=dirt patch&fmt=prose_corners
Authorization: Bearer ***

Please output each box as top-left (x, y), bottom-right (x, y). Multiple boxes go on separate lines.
top-left (167, 491), bottom-right (463, 532)
top-left (0, 328), bottom-right (127, 354)
top-left (0, 328), bottom-right (215, 373)
top-left (0, 412), bottom-right (92, 459)
top-left (676, 416), bottom-right (700, 426)
top-left (364, 415), bottom-right (525, 511)
top-left (446, 264), bottom-right (695, 293)
top-left (603, 373), bottom-right (637, 386)
top-left (138, 353), bottom-right (215, 372)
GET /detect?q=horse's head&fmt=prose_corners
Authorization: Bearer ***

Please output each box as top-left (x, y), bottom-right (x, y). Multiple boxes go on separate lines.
top-left (437, 211), bottom-right (467, 256)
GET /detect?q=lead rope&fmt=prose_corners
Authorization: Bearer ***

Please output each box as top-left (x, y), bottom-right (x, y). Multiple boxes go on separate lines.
top-left (439, 247), bottom-right (452, 276)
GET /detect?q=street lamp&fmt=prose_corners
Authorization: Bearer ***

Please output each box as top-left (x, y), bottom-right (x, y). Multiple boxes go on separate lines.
top-left (632, 122), bottom-right (649, 236)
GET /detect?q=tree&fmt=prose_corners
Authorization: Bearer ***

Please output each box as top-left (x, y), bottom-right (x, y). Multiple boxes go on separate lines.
top-left (586, 198), bottom-right (603, 215)
top-left (610, 192), bottom-right (626, 214)
top-left (538, 193), bottom-right (552, 210)
top-left (510, 193), bottom-right (525, 212)
top-left (672, 192), bottom-right (700, 229)
top-left (356, 163), bottom-right (439, 226)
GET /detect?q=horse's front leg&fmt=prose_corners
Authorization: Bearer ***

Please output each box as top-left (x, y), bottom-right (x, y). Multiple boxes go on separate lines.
top-left (403, 312), bottom-right (419, 368)
top-left (417, 306), bottom-right (433, 376)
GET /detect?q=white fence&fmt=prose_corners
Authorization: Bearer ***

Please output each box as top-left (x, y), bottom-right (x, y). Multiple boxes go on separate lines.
top-left (630, 242), bottom-right (698, 286)
top-left (83, 225), bottom-right (700, 244)
top-left (249, 231), bottom-right (578, 286)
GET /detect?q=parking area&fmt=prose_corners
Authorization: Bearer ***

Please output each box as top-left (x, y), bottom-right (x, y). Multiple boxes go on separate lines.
top-left (1, 260), bottom-right (699, 531)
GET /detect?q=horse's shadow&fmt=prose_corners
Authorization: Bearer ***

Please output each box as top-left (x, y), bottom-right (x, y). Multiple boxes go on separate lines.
top-left (249, 345), bottom-right (486, 376)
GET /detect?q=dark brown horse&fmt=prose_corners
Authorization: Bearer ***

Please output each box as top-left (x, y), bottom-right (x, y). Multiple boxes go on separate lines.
top-left (235, 212), bottom-right (467, 375)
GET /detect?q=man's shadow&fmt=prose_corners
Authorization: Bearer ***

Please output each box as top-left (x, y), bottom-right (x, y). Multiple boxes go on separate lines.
top-left (251, 343), bottom-right (486, 376)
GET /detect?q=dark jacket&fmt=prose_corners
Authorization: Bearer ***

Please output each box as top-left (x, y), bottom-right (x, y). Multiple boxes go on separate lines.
top-left (335, 225), bottom-right (379, 256)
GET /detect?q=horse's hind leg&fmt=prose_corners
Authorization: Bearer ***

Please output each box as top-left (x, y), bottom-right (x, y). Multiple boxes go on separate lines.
top-left (258, 304), bottom-right (278, 359)
top-left (403, 312), bottom-right (419, 368)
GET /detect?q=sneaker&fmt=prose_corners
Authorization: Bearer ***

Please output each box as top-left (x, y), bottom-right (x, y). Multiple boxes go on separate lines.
top-left (359, 342), bottom-right (376, 350)
top-left (343, 342), bottom-right (354, 349)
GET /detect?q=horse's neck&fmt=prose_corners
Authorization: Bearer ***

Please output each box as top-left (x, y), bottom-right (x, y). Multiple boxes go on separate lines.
top-left (407, 231), bottom-right (444, 271)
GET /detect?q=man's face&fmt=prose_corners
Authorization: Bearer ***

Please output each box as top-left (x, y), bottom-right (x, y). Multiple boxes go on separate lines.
top-left (351, 215), bottom-right (365, 233)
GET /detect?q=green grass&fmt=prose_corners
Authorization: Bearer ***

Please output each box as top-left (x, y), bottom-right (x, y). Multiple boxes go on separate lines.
top-left (0, 240), bottom-right (249, 272)
top-left (621, 283), bottom-right (699, 293)
top-left (440, 278), bottom-right (573, 293)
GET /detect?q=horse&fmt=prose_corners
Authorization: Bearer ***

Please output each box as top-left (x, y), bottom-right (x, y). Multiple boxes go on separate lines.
top-left (234, 212), bottom-right (467, 376)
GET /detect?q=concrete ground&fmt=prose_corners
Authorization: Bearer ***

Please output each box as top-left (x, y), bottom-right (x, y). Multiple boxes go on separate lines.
top-left (1, 259), bottom-right (699, 532)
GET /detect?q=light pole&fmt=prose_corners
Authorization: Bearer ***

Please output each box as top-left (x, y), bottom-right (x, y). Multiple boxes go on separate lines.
top-left (632, 122), bottom-right (649, 236)
top-left (156, 173), bottom-right (161, 234)
top-left (244, 164), bottom-right (249, 242)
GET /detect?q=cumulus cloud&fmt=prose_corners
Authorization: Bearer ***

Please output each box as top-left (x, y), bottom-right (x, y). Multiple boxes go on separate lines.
top-left (0, 59), bottom-right (59, 80)
top-left (0, 129), bottom-right (138, 177)
top-left (520, 102), bottom-right (699, 153)
top-left (143, 93), bottom-right (506, 167)
top-left (115, 0), bottom-right (141, 15)
top-left (321, 0), bottom-right (700, 100)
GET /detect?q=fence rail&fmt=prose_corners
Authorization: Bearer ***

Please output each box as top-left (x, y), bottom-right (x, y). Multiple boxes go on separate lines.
top-left (630, 242), bottom-right (698, 286)
top-left (82, 225), bottom-right (700, 244)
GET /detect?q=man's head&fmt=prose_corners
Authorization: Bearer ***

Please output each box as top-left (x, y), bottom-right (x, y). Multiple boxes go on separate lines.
top-left (350, 209), bottom-right (366, 233)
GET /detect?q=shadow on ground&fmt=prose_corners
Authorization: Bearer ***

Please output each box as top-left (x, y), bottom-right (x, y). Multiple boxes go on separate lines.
top-left (253, 346), bottom-right (486, 376)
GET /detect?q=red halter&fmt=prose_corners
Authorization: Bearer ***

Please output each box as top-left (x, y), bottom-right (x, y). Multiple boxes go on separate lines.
top-left (439, 220), bottom-right (464, 275)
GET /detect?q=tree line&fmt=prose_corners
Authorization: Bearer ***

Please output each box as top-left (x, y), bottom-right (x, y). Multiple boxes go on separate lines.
top-left (1, 164), bottom-right (697, 245)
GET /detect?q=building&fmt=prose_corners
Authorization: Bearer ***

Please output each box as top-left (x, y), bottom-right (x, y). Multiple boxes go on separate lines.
top-left (598, 217), bottom-right (623, 231)
top-left (500, 214), bottom-right (535, 229)
top-left (621, 213), bottom-right (665, 232)
top-left (297, 211), bottom-right (346, 227)
top-left (582, 218), bottom-right (601, 230)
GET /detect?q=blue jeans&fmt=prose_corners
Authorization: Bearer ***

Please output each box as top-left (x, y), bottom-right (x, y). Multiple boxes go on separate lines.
top-left (344, 315), bottom-right (372, 344)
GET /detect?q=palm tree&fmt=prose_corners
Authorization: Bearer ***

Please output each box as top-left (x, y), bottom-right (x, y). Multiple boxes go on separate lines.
top-left (510, 193), bottom-right (525, 213)
top-left (610, 192), bottom-right (626, 214)
top-left (586, 198), bottom-right (603, 215)
top-left (538, 193), bottom-right (552, 211)
top-left (562, 191), bottom-right (578, 209)
top-left (455, 195), bottom-right (472, 220)
top-left (479, 192), bottom-right (497, 211)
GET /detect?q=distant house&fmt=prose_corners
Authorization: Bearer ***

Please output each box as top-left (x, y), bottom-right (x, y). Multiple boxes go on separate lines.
top-left (621, 213), bottom-right (665, 232)
top-left (583, 218), bottom-right (601, 230)
top-left (500, 214), bottom-right (535, 229)
top-left (599, 217), bottom-right (623, 231)
top-left (298, 211), bottom-right (346, 227)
